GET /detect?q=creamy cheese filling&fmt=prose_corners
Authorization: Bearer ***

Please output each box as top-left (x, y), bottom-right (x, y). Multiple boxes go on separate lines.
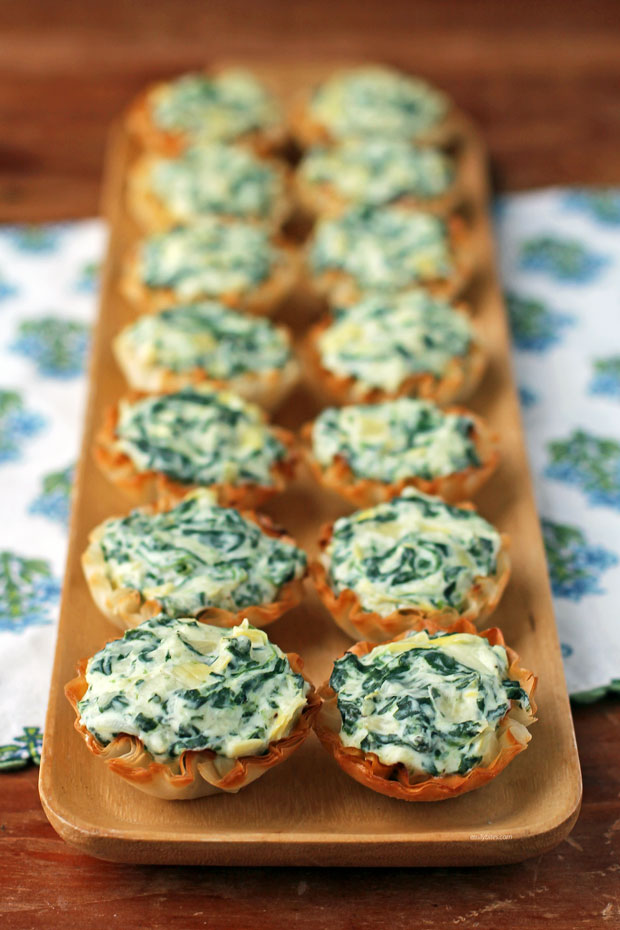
top-left (309, 206), bottom-right (453, 291)
top-left (308, 66), bottom-right (448, 140)
top-left (98, 489), bottom-right (307, 616)
top-left (312, 399), bottom-right (480, 482)
top-left (149, 144), bottom-right (284, 222)
top-left (116, 302), bottom-right (292, 379)
top-left (323, 487), bottom-right (501, 616)
top-left (151, 69), bottom-right (281, 142)
top-left (317, 291), bottom-right (473, 393)
top-left (300, 138), bottom-right (454, 206)
top-left (331, 629), bottom-right (530, 776)
top-left (114, 385), bottom-right (288, 487)
top-left (78, 617), bottom-right (309, 762)
top-left (139, 219), bottom-right (281, 301)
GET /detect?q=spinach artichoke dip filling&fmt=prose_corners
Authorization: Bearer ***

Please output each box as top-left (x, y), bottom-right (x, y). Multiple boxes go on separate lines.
top-left (323, 488), bottom-right (501, 616)
top-left (138, 219), bottom-right (281, 301)
top-left (308, 66), bottom-right (448, 140)
top-left (317, 291), bottom-right (473, 393)
top-left (312, 399), bottom-right (480, 482)
top-left (78, 617), bottom-right (309, 762)
top-left (300, 139), bottom-right (455, 207)
top-left (309, 206), bottom-right (453, 292)
top-left (114, 385), bottom-right (288, 487)
top-left (330, 630), bottom-right (530, 776)
top-left (98, 489), bottom-right (307, 616)
top-left (117, 302), bottom-right (292, 379)
top-left (151, 69), bottom-right (281, 142)
top-left (149, 144), bottom-right (284, 221)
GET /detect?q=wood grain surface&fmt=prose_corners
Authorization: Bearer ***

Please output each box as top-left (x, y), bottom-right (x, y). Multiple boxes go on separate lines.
top-left (1, 0), bottom-right (620, 925)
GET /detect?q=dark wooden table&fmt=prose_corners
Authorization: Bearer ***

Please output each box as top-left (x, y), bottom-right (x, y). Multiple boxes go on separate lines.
top-left (1, 2), bottom-right (619, 926)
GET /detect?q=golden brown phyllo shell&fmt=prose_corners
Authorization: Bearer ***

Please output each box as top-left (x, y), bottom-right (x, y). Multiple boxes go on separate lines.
top-left (120, 237), bottom-right (299, 318)
top-left (314, 625), bottom-right (537, 802)
top-left (82, 499), bottom-right (307, 632)
top-left (289, 90), bottom-right (462, 151)
top-left (126, 74), bottom-right (287, 159)
top-left (65, 650), bottom-right (319, 800)
top-left (112, 325), bottom-right (300, 412)
top-left (127, 151), bottom-right (293, 234)
top-left (310, 509), bottom-right (511, 643)
top-left (304, 215), bottom-right (476, 306)
top-left (93, 393), bottom-right (298, 509)
top-left (300, 407), bottom-right (499, 508)
top-left (293, 158), bottom-right (464, 222)
top-left (303, 309), bottom-right (486, 408)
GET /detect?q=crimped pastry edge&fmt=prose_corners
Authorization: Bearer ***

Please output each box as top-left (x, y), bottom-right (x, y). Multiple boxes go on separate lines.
top-left (127, 149), bottom-right (294, 233)
top-left (81, 496), bottom-right (307, 632)
top-left (300, 405), bottom-right (499, 506)
top-left (302, 304), bottom-right (486, 408)
top-left (65, 649), bottom-right (319, 799)
top-left (314, 624), bottom-right (537, 801)
top-left (93, 392), bottom-right (298, 508)
top-left (310, 510), bottom-right (511, 642)
top-left (120, 236), bottom-right (300, 317)
top-left (113, 322), bottom-right (300, 412)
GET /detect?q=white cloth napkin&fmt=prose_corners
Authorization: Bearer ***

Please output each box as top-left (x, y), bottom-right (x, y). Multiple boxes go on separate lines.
top-left (1, 191), bottom-right (619, 768)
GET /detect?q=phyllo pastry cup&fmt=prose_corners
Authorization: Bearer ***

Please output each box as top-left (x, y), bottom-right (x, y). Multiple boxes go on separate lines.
top-left (304, 291), bottom-right (484, 407)
top-left (82, 488), bottom-right (307, 632)
top-left (295, 139), bottom-right (461, 220)
top-left (121, 220), bottom-right (298, 317)
top-left (93, 385), bottom-right (297, 510)
top-left (112, 301), bottom-right (300, 411)
top-left (66, 618), bottom-right (320, 799)
top-left (314, 625), bottom-right (537, 801)
top-left (301, 399), bottom-right (499, 507)
top-left (128, 144), bottom-right (292, 234)
top-left (311, 488), bottom-right (510, 642)
top-left (126, 68), bottom-right (287, 157)
top-left (306, 206), bottom-right (474, 305)
top-left (289, 66), bottom-right (460, 150)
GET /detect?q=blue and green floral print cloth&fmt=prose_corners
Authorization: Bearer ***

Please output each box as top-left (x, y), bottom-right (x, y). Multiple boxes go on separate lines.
top-left (1, 191), bottom-right (619, 769)
top-left (496, 190), bottom-right (620, 702)
top-left (0, 221), bottom-right (104, 769)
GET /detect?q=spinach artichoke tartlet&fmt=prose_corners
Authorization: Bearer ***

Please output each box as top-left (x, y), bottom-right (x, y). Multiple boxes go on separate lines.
top-left (290, 65), bottom-right (458, 149)
top-left (302, 398), bottom-right (498, 506)
top-left (113, 301), bottom-right (299, 410)
top-left (314, 625), bottom-right (536, 801)
top-left (94, 385), bottom-right (297, 509)
top-left (66, 617), bottom-right (319, 799)
top-left (127, 68), bottom-right (286, 156)
top-left (82, 488), bottom-right (307, 632)
top-left (311, 487), bottom-right (510, 642)
top-left (305, 290), bottom-right (484, 406)
top-left (121, 218), bottom-right (298, 316)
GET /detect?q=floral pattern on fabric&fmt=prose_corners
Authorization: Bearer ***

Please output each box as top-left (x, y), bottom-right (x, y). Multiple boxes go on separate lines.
top-left (546, 430), bottom-right (620, 510)
top-left (497, 189), bottom-right (620, 699)
top-left (589, 356), bottom-right (620, 400)
top-left (30, 464), bottom-right (75, 526)
top-left (0, 390), bottom-right (45, 463)
top-left (542, 519), bottom-right (618, 600)
top-left (518, 234), bottom-right (609, 283)
top-left (506, 292), bottom-right (573, 351)
top-left (0, 219), bottom-right (104, 768)
top-left (0, 551), bottom-right (61, 632)
top-left (0, 726), bottom-right (43, 770)
top-left (11, 316), bottom-right (90, 378)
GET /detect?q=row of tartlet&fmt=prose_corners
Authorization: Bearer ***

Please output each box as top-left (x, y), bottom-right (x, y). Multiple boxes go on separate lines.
top-left (67, 65), bottom-right (536, 805)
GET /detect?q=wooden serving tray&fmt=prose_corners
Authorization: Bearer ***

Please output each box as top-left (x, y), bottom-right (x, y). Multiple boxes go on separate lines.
top-left (39, 65), bottom-right (582, 866)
